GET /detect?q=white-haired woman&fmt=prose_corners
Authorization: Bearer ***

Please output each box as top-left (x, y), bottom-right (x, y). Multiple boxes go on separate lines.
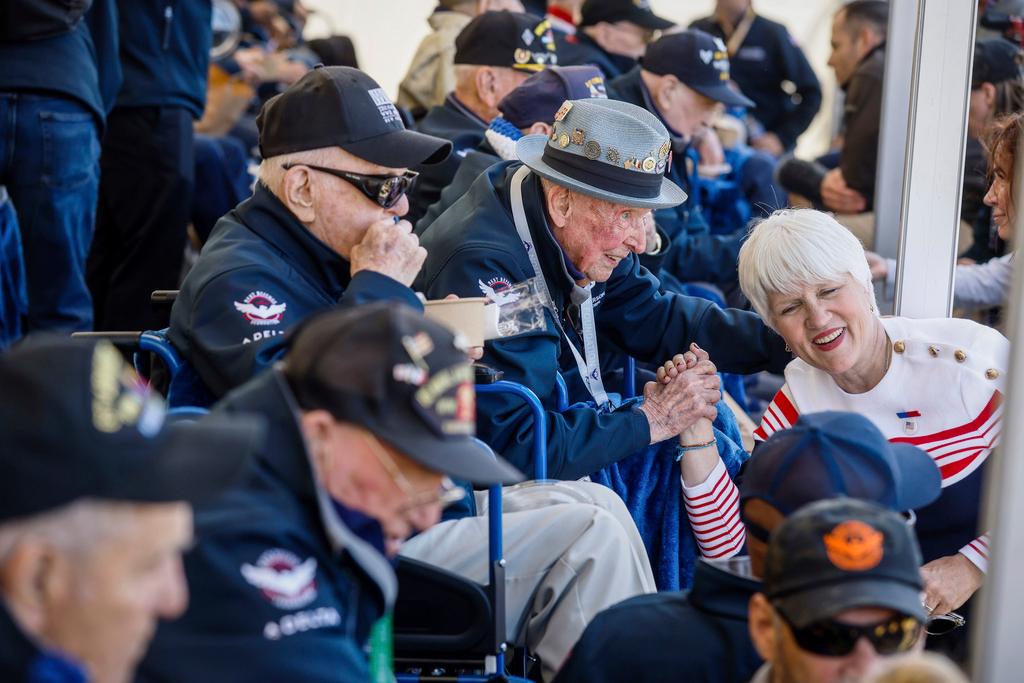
top-left (738, 208), bottom-right (1008, 623)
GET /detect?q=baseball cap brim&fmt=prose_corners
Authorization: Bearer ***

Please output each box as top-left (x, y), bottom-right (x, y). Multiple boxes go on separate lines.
top-left (516, 134), bottom-right (687, 210)
top-left (776, 577), bottom-right (928, 629)
top-left (112, 415), bottom-right (263, 506)
top-left (888, 442), bottom-right (943, 510)
top-left (374, 421), bottom-right (524, 486)
top-left (623, 7), bottom-right (675, 31)
top-left (689, 81), bottom-right (755, 109)
top-left (342, 128), bottom-right (453, 168)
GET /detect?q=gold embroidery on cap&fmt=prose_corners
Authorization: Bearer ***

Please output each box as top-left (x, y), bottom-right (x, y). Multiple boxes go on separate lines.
top-left (571, 128), bottom-right (585, 146)
top-left (514, 48), bottom-right (531, 64)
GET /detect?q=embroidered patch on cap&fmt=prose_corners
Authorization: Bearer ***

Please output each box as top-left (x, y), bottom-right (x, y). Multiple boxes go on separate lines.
top-left (823, 520), bottom-right (885, 572)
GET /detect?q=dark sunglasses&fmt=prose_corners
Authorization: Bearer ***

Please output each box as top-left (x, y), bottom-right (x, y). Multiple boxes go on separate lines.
top-left (281, 163), bottom-right (418, 208)
top-left (925, 611), bottom-right (966, 636)
top-left (777, 607), bottom-right (922, 657)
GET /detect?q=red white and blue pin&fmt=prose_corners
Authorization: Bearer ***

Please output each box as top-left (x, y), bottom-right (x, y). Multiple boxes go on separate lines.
top-left (897, 410), bottom-right (921, 435)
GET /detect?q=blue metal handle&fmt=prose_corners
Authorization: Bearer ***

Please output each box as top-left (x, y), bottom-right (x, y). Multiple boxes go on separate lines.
top-left (139, 329), bottom-right (183, 379)
top-left (623, 357), bottom-right (636, 399)
top-left (476, 381), bottom-right (547, 481)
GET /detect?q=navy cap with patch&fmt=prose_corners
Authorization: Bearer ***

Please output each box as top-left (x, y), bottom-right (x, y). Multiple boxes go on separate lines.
top-left (643, 29), bottom-right (755, 109)
top-left (283, 303), bottom-right (523, 486)
top-left (498, 65), bottom-right (607, 129)
top-left (454, 12), bottom-right (558, 73)
top-left (257, 65), bottom-right (452, 168)
top-left (972, 38), bottom-right (1023, 88)
top-left (0, 337), bottom-right (262, 521)
top-left (579, 0), bottom-right (674, 31)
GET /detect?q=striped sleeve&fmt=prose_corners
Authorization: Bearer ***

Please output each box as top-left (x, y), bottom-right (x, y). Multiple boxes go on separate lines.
top-left (753, 384), bottom-right (800, 442)
top-left (960, 533), bottom-right (990, 574)
top-left (682, 459), bottom-right (746, 559)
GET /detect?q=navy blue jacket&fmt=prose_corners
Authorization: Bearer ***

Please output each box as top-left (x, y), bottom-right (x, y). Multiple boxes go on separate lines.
top-left (0, 0), bottom-right (118, 126)
top-left (416, 162), bottom-right (789, 478)
top-left (557, 31), bottom-right (637, 79)
top-left (168, 183), bottom-right (422, 399)
top-left (138, 370), bottom-right (395, 682)
top-left (690, 14), bottom-right (821, 151)
top-left (407, 94), bottom-right (489, 224)
top-left (553, 559), bottom-right (763, 683)
top-left (114, 0), bottom-right (211, 117)
top-left (609, 67), bottom-right (746, 287)
top-left (416, 137), bottom-right (500, 235)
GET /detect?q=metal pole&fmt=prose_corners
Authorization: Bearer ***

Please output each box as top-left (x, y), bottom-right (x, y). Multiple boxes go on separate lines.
top-left (972, 132), bottom-right (1024, 682)
top-left (892, 0), bottom-right (977, 319)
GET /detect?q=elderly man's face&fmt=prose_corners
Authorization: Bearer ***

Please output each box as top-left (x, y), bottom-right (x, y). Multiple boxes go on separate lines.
top-left (599, 21), bottom-right (653, 59)
top-left (766, 605), bottom-right (919, 683)
top-left (311, 420), bottom-right (446, 555)
top-left (549, 188), bottom-right (650, 284)
top-left (44, 503), bottom-right (193, 683)
top-left (658, 79), bottom-right (722, 139)
top-left (291, 147), bottom-right (411, 259)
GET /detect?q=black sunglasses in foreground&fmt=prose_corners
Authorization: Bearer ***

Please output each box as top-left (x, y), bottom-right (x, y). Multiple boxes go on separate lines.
top-left (282, 163), bottom-right (418, 208)
top-left (777, 606), bottom-right (923, 657)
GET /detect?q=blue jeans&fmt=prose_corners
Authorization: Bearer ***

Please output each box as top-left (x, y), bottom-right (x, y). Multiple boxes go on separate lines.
top-left (0, 187), bottom-right (27, 349)
top-left (0, 93), bottom-right (100, 331)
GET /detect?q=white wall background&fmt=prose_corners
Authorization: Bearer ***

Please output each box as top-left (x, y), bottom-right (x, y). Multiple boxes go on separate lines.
top-left (302, 0), bottom-right (850, 155)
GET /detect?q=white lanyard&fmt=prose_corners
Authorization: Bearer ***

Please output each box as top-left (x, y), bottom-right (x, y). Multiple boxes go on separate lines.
top-left (509, 166), bottom-right (610, 407)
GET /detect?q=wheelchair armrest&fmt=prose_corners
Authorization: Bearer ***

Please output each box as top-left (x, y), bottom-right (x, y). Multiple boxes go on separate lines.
top-left (150, 290), bottom-right (180, 308)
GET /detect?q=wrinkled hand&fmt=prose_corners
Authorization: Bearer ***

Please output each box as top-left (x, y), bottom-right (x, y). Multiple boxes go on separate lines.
top-left (350, 218), bottom-right (426, 287)
top-left (820, 168), bottom-right (867, 214)
top-left (865, 250), bottom-right (888, 281)
top-left (641, 343), bottom-right (721, 443)
top-left (695, 128), bottom-right (725, 167)
top-left (921, 554), bottom-right (984, 616)
top-left (751, 132), bottom-right (785, 157)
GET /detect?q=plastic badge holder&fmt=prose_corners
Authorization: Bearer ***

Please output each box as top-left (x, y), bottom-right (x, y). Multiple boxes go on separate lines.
top-left (483, 277), bottom-right (547, 340)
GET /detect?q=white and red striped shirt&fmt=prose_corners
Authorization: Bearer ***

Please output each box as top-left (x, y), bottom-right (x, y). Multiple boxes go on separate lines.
top-left (751, 317), bottom-right (1008, 573)
top-left (682, 459), bottom-right (746, 559)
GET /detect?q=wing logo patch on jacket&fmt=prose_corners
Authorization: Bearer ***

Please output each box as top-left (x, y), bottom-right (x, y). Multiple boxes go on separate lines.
top-left (235, 291), bottom-right (287, 326)
top-left (478, 277), bottom-right (517, 305)
top-left (241, 549), bottom-right (318, 610)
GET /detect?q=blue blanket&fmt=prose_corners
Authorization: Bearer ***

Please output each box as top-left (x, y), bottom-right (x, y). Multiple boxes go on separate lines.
top-left (590, 399), bottom-right (748, 591)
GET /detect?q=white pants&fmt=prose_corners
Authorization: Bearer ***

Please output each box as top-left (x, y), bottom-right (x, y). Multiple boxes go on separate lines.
top-left (399, 480), bottom-right (656, 681)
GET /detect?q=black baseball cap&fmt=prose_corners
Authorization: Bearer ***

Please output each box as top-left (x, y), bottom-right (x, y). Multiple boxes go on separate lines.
top-left (740, 411), bottom-right (941, 516)
top-left (257, 65), bottom-right (452, 167)
top-left (579, 0), bottom-right (674, 31)
top-left (454, 12), bottom-right (558, 73)
top-left (644, 29), bottom-right (755, 108)
top-left (498, 65), bottom-right (607, 129)
top-left (972, 38), bottom-right (1023, 88)
top-left (283, 303), bottom-right (523, 486)
top-left (764, 498), bottom-right (927, 628)
top-left (0, 337), bottom-right (262, 522)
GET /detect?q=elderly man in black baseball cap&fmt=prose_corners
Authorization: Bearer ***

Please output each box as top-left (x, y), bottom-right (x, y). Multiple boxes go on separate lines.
top-left (140, 303), bottom-right (524, 681)
top-left (559, 0), bottom-right (674, 79)
top-left (0, 337), bottom-right (259, 683)
top-left (748, 499), bottom-right (928, 683)
top-left (407, 11), bottom-right (559, 223)
top-left (166, 66), bottom-right (452, 406)
top-left (608, 28), bottom-right (774, 291)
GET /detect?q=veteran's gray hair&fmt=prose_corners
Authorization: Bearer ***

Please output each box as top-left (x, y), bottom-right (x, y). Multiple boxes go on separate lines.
top-left (0, 499), bottom-right (137, 563)
top-left (738, 209), bottom-right (877, 327)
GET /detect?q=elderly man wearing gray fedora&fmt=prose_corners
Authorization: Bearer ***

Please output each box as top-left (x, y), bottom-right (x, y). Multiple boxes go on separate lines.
top-left (414, 97), bottom-right (790, 587)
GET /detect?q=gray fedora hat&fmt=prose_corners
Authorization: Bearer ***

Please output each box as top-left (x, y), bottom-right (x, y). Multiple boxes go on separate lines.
top-left (515, 98), bottom-right (688, 209)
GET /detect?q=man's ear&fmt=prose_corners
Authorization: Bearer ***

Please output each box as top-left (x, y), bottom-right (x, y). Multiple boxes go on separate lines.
top-left (475, 66), bottom-right (501, 109)
top-left (748, 592), bottom-right (780, 662)
top-left (981, 81), bottom-right (998, 109)
top-left (0, 541), bottom-right (71, 636)
top-left (526, 121), bottom-right (552, 137)
top-left (282, 167), bottom-right (317, 224)
top-left (544, 184), bottom-right (573, 229)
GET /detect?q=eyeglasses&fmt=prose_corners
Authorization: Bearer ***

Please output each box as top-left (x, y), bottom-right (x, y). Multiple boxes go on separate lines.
top-left (777, 607), bottom-right (923, 657)
top-left (281, 162), bottom-right (418, 209)
top-left (361, 431), bottom-right (466, 512)
top-left (925, 611), bottom-right (966, 636)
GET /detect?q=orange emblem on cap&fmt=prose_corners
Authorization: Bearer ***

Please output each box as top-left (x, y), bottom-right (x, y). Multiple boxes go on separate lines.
top-left (823, 520), bottom-right (885, 571)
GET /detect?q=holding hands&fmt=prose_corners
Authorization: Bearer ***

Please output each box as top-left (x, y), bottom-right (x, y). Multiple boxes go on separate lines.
top-left (640, 343), bottom-right (721, 444)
